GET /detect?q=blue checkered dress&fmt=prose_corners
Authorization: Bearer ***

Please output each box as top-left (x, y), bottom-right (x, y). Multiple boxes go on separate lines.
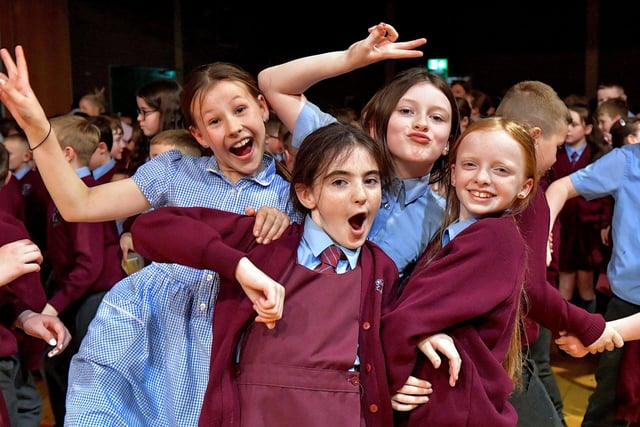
top-left (66, 150), bottom-right (301, 427)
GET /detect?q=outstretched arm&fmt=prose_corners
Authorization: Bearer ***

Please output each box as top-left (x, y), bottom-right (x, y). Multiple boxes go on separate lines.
top-left (546, 175), bottom-right (579, 234)
top-left (556, 322), bottom-right (625, 358)
top-left (0, 46), bottom-right (150, 222)
top-left (257, 22), bottom-right (426, 133)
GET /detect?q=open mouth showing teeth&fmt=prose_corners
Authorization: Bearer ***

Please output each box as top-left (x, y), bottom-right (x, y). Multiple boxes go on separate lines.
top-left (349, 213), bottom-right (366, 230)
top-left (471, 191), bottom-right (492, 199)
top-left (231, 138), bottom-right (253, 156)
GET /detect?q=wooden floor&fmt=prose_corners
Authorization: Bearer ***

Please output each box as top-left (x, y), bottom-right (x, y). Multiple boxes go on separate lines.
top-left (35, 343), bottom-right (598, 427)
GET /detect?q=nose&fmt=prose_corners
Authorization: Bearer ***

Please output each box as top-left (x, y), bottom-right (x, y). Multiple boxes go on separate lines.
top-left (226, 116), bottom-right (243, 135)
top-left (352, 181), bottom-right (367, 204)
top-left (474, 167), bottom-right (491, 184)
top-left (413, 116), bottom-right (429, 131)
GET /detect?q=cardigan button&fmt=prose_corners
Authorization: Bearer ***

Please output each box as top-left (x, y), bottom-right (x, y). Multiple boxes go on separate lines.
top-left (364, 363), bottom-right (372, 373)
top-left (362, 321), bottom-right (371, 330)
top-left (348, 375), bottom-right (359, 386)
top-left (369, 404), bottom-right (379, 413)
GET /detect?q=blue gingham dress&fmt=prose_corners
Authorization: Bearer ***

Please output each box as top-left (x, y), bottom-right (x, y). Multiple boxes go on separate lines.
top-left (65, 150), bottom-right (301, 427)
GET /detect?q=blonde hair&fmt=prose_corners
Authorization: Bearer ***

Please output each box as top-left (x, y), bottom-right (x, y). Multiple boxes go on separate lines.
top-left (80, 87), bottom-right (108, 115)
top-left (495, 81), bottom-right (571, 143)
top-left (150, 129), bottom-right (203, 157)
top-left (50, 115), bottom-right (100, 165)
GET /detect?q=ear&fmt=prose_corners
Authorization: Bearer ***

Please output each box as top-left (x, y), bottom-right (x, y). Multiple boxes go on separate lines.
top-left (516, 177), bottom-right (535, 199)
top-left (584, 123), bottom-right (593, 136)
top-left (257, 94), bottom-right (270, 123)
top-left (97, 141), bottom-right (108, 153)
top-left (442, 142), bottom-right (450, 156)
top-left (295, 183), bottom-right (317, 210)
top-left (189, 125), bottom-right (209, 148)
top-left (450, 163), bottom-right (456, 186)
top-left (63, 146), bottom-right (75, 162)
top-left (529, 126), bottom-right (543, 142)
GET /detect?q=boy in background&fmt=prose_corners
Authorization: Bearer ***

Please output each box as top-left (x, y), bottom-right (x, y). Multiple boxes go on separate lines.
top-left (41, 115), bottom-right (125, 427)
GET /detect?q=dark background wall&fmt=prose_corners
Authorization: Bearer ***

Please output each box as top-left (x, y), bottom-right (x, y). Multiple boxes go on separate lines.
top-left (7, 0), bottom-right (640, 118)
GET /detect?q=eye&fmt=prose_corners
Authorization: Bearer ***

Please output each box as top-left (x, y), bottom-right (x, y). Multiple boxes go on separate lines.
top-left (235, 105), bottom-right (247, 114)
top-left (398, 107), bottom-right (413, 115)
top-left (430, 115), bottom-right (446, 123)
top-left (365, 176), bottom-right (380, 186)
top-left (208, 118), bottom-right (220, 126)
top-left (331, 178), bottom-right (348, 187)
top-left (461, 161), bottom-right (476, 168)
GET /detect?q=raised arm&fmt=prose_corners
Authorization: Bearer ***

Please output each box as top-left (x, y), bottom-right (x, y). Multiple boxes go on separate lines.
top-left (0, 46), bottom-right (149, 222)
top-left (545, 175), bottom-right (580, 233)
top-left (257, 23), bottom-right (426, 133)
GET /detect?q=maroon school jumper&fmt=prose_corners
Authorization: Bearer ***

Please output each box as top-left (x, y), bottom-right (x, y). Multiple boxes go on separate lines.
top-left (0, 175), bottom-right (25, 221)
top-left (517, 187), bottom-right (605, 346)
top-left (382, 216), bottom-right (524, 427)
top-left (131, 206), bottom-right (397, 427)
top-left (0, 211), bottom-right (48, 415)
top-left (19, 168), bottom-right (51, 254)
top-left (553, 146), bottom-right (609, 271)
top-left (46, 174), bottom-right (124, 313)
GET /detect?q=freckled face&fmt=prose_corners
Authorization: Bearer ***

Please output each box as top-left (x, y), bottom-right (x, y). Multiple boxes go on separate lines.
top-left (452, 129), bottom-right (533, 221)
top-left (297, 146), bottom-right (381, 250)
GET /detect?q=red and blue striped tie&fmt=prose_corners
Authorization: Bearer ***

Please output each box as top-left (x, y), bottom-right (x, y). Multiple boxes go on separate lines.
top-left (314, 245), bottom-right (344, 273)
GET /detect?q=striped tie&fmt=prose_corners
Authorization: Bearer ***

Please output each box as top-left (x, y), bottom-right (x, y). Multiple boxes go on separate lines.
top-left (314, 245), bottom-right (344, 273)
top-left (570, 151), bottom-right (578, 164)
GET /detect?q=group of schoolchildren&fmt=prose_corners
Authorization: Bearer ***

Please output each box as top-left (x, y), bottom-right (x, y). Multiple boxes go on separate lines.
top-left (0, 22), bottom-right (638, 427)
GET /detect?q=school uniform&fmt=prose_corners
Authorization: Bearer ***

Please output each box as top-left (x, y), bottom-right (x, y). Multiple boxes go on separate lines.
top-left (14, 166), bottom-right (51, 256)
top-left (44, 168), bottom-right (124, 425)
top-left (66, 153), bottom-right (301, 427)
top-left (92, 158), bottom-right (118, 185)
top-left (382, 215), bottom-right (524, 427)
top-left (131, 206), bottom-right (398, 427)
top-left (0, 211), bottom-right (47, 427)
top-left (0, 174), bottom-right (25, 221)
top-left (510, 187), bottom-right (606, 427)
top-left (569, 144), bottom-right (640, 426)
top-left (292, 101), bottom-right (445, 280)
top-left (553, 145), bottom-right (609, 272)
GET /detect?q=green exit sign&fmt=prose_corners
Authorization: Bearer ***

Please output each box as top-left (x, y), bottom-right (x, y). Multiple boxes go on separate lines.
top-left (427, 58), bottom-right (448, 78)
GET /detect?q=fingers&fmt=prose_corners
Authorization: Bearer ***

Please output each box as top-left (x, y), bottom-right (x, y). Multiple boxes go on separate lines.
top-left (252, 207), bottom-right (290, 244)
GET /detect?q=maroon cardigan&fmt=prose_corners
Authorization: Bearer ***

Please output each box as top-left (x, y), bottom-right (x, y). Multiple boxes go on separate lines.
top-left (382, 216), bottom-right (524, 427)
top-left (46, 175), bottom-right (124, 313)
top-left (0, 211), bottom-right (47, 370)
top-left (132, 206), bottom-right (399, 427)
top-left (517, 187), bottom-right (605, 346)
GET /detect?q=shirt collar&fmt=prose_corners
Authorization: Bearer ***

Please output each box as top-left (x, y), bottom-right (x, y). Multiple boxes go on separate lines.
top-left (302, 215), bottom-right (360, 270)
top-left (442, 218), bottom-right (477, 246)
top-left (205, 154), bottom-right (277, 186)
top-left (13, 164), bottom-right (31, 180)
top-left (75, 166), bottom-right (92, 179)
top-left (385, 175), bottom-right (431, 207)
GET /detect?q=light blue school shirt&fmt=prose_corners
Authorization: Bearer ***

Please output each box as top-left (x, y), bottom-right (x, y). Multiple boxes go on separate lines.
top-left (293, 101), bottom-right (445, 279)
top-left (13, 164), bottom-right (31, 180)
top-left (570, 144), bottom-right (640, 304)
top-left (66, 150), bottom-right (302, 427)
top-left (442, 218), bottom-right (477, 246)
top-left (297, 214), bottom-right (359, 273)
top-left (565, 144), bottom-right (586, 162)
top-left (91, 157), bottom-right (116, 181)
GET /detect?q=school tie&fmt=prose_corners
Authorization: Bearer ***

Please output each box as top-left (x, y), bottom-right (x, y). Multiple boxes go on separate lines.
top-left (314, 245), bottom-right (344, 274)
top-left (570, 151), bottom-right (579, 164)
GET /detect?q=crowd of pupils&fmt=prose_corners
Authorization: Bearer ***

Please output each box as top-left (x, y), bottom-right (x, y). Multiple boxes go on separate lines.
top-left (0, 22), bottom-right (639, 427)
